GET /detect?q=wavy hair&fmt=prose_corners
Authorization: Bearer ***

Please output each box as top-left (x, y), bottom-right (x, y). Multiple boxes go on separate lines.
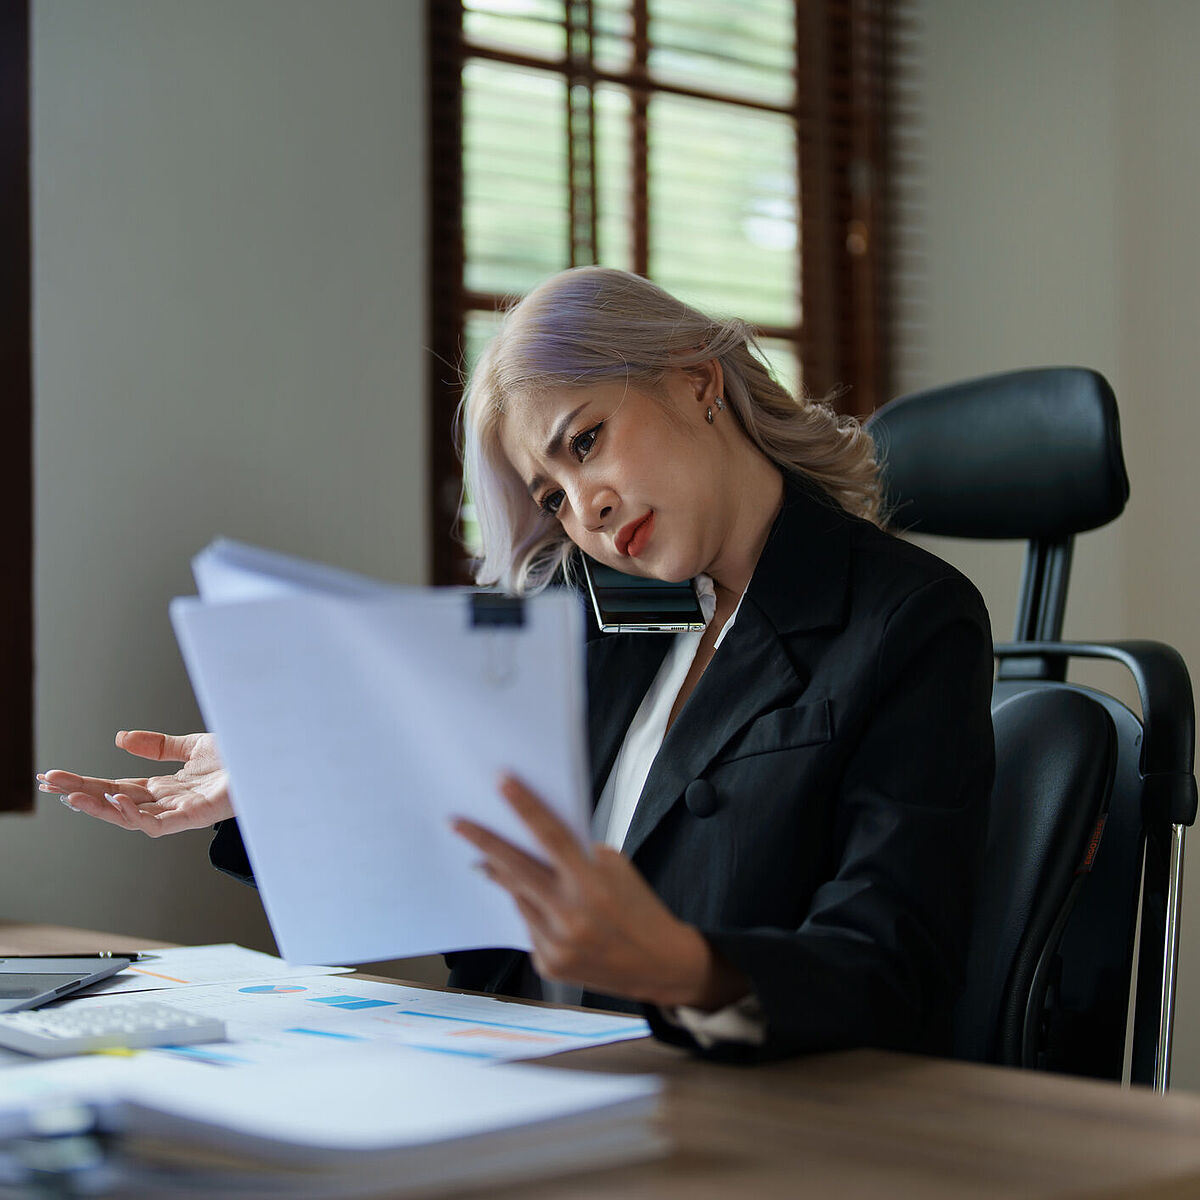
top-left (458, 266), bottom-right (884, 594)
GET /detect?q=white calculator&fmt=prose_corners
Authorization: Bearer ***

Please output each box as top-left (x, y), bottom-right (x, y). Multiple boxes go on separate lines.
top-left (0, 1001), bottom-right (227, 1058)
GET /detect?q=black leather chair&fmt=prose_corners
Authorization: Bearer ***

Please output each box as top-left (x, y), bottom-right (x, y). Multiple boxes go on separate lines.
top-left (867, 367), bottom-right (1197, 1089)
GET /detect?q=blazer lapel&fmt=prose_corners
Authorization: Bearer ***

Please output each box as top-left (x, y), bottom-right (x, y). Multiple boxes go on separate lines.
top-left (621, 479), bottom-right (854, 861)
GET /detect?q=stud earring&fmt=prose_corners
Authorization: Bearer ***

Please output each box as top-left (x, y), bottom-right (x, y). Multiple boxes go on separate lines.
top-left (714, 395), bottom-right (726, 412)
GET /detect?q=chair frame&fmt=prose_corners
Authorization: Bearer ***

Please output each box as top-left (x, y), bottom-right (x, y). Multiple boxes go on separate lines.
top-left (998, 490), bottom-right (1194, 1090)
top-left (994, 640), bottom-right (1195, 1090)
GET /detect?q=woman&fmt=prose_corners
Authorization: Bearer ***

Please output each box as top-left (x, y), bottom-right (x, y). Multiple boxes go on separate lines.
top-left (39, 267), bottom-right (994, 1062)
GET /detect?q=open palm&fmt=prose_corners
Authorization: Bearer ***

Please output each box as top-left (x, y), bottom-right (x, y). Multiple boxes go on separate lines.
top-left (38, 730), bottom-right (231, 837)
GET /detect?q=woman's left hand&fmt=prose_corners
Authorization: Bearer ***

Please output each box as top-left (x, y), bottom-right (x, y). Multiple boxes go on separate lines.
top-left (452, 776), bottom-right (746, 1010)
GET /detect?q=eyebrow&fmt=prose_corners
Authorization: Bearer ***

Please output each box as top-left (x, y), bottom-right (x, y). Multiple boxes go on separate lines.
top-left (525, 402), bottom-right (590, 498)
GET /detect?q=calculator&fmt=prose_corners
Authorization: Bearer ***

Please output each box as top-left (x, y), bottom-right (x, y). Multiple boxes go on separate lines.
top-left (0, 1001), bottom-right (227, 1058)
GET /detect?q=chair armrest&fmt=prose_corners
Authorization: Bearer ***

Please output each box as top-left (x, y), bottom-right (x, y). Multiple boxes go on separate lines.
top-left (994, 640), bottom-right (1197, 826)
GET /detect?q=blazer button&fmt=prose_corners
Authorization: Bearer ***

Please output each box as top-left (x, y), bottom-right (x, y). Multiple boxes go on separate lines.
top-left (685, 779), bottom-right (720, 818)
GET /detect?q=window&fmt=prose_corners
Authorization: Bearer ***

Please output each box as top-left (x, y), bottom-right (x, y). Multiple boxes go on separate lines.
top-left (428, 0), bottom-right (912, 583)
top-left (0, 0), bottom-right (32, 814)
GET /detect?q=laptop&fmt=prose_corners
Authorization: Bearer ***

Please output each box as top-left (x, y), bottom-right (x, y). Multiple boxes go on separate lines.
top-left (0, 958), bottom-right (132, 1013)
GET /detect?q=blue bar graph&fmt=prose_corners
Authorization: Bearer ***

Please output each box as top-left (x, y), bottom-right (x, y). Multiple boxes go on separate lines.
top-left (308, 995), bottom-right (394, 1010)
top-left (285, 1027), bottom-right (367, 1041)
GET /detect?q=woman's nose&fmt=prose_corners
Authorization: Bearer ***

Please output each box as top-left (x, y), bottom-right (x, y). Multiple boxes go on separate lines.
top-left (578, 484), bottom-right (616, 529)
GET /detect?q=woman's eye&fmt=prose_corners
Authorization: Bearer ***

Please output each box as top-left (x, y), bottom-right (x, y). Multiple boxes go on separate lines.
top-left (541, 489), bottom-right (565, 516)
top-left (570, 423), bottom-right (602, 461)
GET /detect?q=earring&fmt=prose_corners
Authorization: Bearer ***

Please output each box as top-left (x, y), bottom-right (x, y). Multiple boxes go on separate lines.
top-left (705, 406), bottom-right (714, 424)
top-left (715, 395), bottom-right (726, 412)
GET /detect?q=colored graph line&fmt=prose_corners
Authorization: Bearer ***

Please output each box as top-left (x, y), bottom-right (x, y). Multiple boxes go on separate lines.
top-left (162, 1045), bottom-right (253, 1066)
top-left (309, 996), bottom-right (395, 1010)
top-left (396, 1009), bottom-right (631, 1038)
top-left (404, 1043), bottom-right (494, 1059)
top-left (126, 966), bottom-right (192, 984)
top-left (284, 1028), bottom-right (366, 1041)
top-left (448, 1028), bottom-right (556, 1043)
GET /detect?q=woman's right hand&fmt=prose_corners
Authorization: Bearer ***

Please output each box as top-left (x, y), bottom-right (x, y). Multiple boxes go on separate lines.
top-left (37, 730), bottom-right (232, 837)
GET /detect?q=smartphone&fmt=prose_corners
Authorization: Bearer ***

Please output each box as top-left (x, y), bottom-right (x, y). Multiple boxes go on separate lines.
top-left (581, 556), bottom-right (706, 634)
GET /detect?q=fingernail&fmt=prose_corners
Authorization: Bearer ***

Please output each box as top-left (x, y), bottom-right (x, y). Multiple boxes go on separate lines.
top-left (104, 793), bottom-right (121, 808)
top-left (59, 796), bottom-right (80, 813)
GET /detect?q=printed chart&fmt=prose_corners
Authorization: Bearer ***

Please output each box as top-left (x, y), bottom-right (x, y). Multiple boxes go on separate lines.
top-left (108, 975), bottom-right (649, 1068)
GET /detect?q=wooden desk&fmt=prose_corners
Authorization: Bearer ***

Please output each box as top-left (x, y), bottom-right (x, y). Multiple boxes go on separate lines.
top-left (5, 922), bottom-right (1200, 1198)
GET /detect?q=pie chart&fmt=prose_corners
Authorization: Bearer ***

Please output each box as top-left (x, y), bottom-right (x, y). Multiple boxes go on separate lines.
top-left (238, 983), bottom-right (309, 994)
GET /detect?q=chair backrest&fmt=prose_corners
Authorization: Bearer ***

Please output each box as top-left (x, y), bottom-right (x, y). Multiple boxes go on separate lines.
top-left (867, 367), bottom-right (1197, 1089)
top-left (867, 366), bottom-right (1128, 648)
top-left (953, 688), bottom-right (1117, 1068)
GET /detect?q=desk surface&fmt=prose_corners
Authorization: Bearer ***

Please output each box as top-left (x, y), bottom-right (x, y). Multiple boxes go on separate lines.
top-left (4, 921), bottom-right (1200, 1199)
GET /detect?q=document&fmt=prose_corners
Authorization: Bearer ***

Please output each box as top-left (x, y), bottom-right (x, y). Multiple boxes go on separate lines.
top-left (91, 974), bottom-right (649, 1067)
top-left (79, 943), bottom-right (353, 996)
top-left (0, 1046), bottom-right (663, 1196)
top-left (170, 540), bottom-right (591, 964)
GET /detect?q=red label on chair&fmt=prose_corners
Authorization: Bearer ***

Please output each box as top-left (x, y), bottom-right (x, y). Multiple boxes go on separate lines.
top-left (1076, 815), bottom-right (1108, 874)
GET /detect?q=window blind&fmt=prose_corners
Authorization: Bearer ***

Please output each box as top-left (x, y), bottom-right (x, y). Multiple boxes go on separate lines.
top-left (428, 0), bottom-right (915, 583)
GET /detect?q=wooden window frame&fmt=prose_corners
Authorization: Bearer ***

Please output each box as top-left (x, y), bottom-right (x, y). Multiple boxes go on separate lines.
top-left (427, 0), bottom-right (905, 585)
top-left (0, 0), bottom-right (33, 814)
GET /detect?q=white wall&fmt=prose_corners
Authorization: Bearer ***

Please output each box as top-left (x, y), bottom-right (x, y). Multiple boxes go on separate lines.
top-left (908, 0), bottom-right (1124, 654)
top-left (3, 0), bottom-right (430, 976)
top-left (918, 0), bottom-right (1200, 1089)
top-left (1113, 0), bottom-right (1200, 1093)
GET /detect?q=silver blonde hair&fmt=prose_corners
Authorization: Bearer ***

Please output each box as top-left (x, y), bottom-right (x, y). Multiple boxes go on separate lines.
top-left (459, 266), bottom-right (884, 594)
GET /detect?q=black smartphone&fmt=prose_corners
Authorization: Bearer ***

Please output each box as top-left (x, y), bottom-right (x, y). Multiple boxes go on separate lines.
top-left (581, 556), bottom-right (706, 634)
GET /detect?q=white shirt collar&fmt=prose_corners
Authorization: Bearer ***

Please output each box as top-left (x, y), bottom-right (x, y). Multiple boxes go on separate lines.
top-left (694, 573), bottom-right (745, 651)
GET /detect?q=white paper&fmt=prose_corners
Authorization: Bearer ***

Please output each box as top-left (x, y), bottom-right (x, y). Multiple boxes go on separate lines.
top-left (0, 1045), bottom-right (659, 1155)
top-left (92, 974), bottom-right (648, 1066)
top-left (192, 537), bottom-right (392, 602)
top-left (128, 1046), bottom-right (658, 1153)
top-left (76, 944), bottom-right (352, 997)
top-left (171, 541), bottom-right (590, 964)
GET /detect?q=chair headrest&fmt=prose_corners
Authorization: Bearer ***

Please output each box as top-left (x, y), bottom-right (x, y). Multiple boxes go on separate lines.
top-left (866, 367), bottom-right (1130, 539)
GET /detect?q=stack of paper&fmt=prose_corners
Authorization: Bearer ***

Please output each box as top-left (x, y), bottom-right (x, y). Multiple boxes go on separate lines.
top-left (0, 1046), bottom-right (663, 1197)
top-left (170, 539), bottom-right (591, 965)
top-left (80, 943), bottom-right (353, 996)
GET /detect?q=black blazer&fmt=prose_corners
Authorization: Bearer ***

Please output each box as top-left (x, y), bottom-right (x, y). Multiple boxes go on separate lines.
top-left (212, 477), bottom-right (994, 1062)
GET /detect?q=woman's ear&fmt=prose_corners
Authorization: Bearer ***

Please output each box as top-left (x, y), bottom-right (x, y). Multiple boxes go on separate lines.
top-left (681, 358), bottom-right (724, 406)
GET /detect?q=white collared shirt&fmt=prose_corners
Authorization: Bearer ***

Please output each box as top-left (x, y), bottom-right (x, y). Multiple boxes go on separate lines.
top-left (590, 574), bottom-right (738, 849)
top-left (546, 576), bottom-right (765, 1046)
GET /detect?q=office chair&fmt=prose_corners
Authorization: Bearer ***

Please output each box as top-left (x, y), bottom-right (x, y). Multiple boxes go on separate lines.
top-left (866, 367), bottom-right (1198, 1091)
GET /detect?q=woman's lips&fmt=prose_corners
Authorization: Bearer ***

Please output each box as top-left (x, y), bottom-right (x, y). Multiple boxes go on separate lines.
top-left (618, 512), bottom-right (654, 558)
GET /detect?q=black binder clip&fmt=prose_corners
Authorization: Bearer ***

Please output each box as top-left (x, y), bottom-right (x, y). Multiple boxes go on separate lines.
top-left (470, 593), bottom-right (525, 686)
top-left (469, 593), bottom-right (525, 628)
